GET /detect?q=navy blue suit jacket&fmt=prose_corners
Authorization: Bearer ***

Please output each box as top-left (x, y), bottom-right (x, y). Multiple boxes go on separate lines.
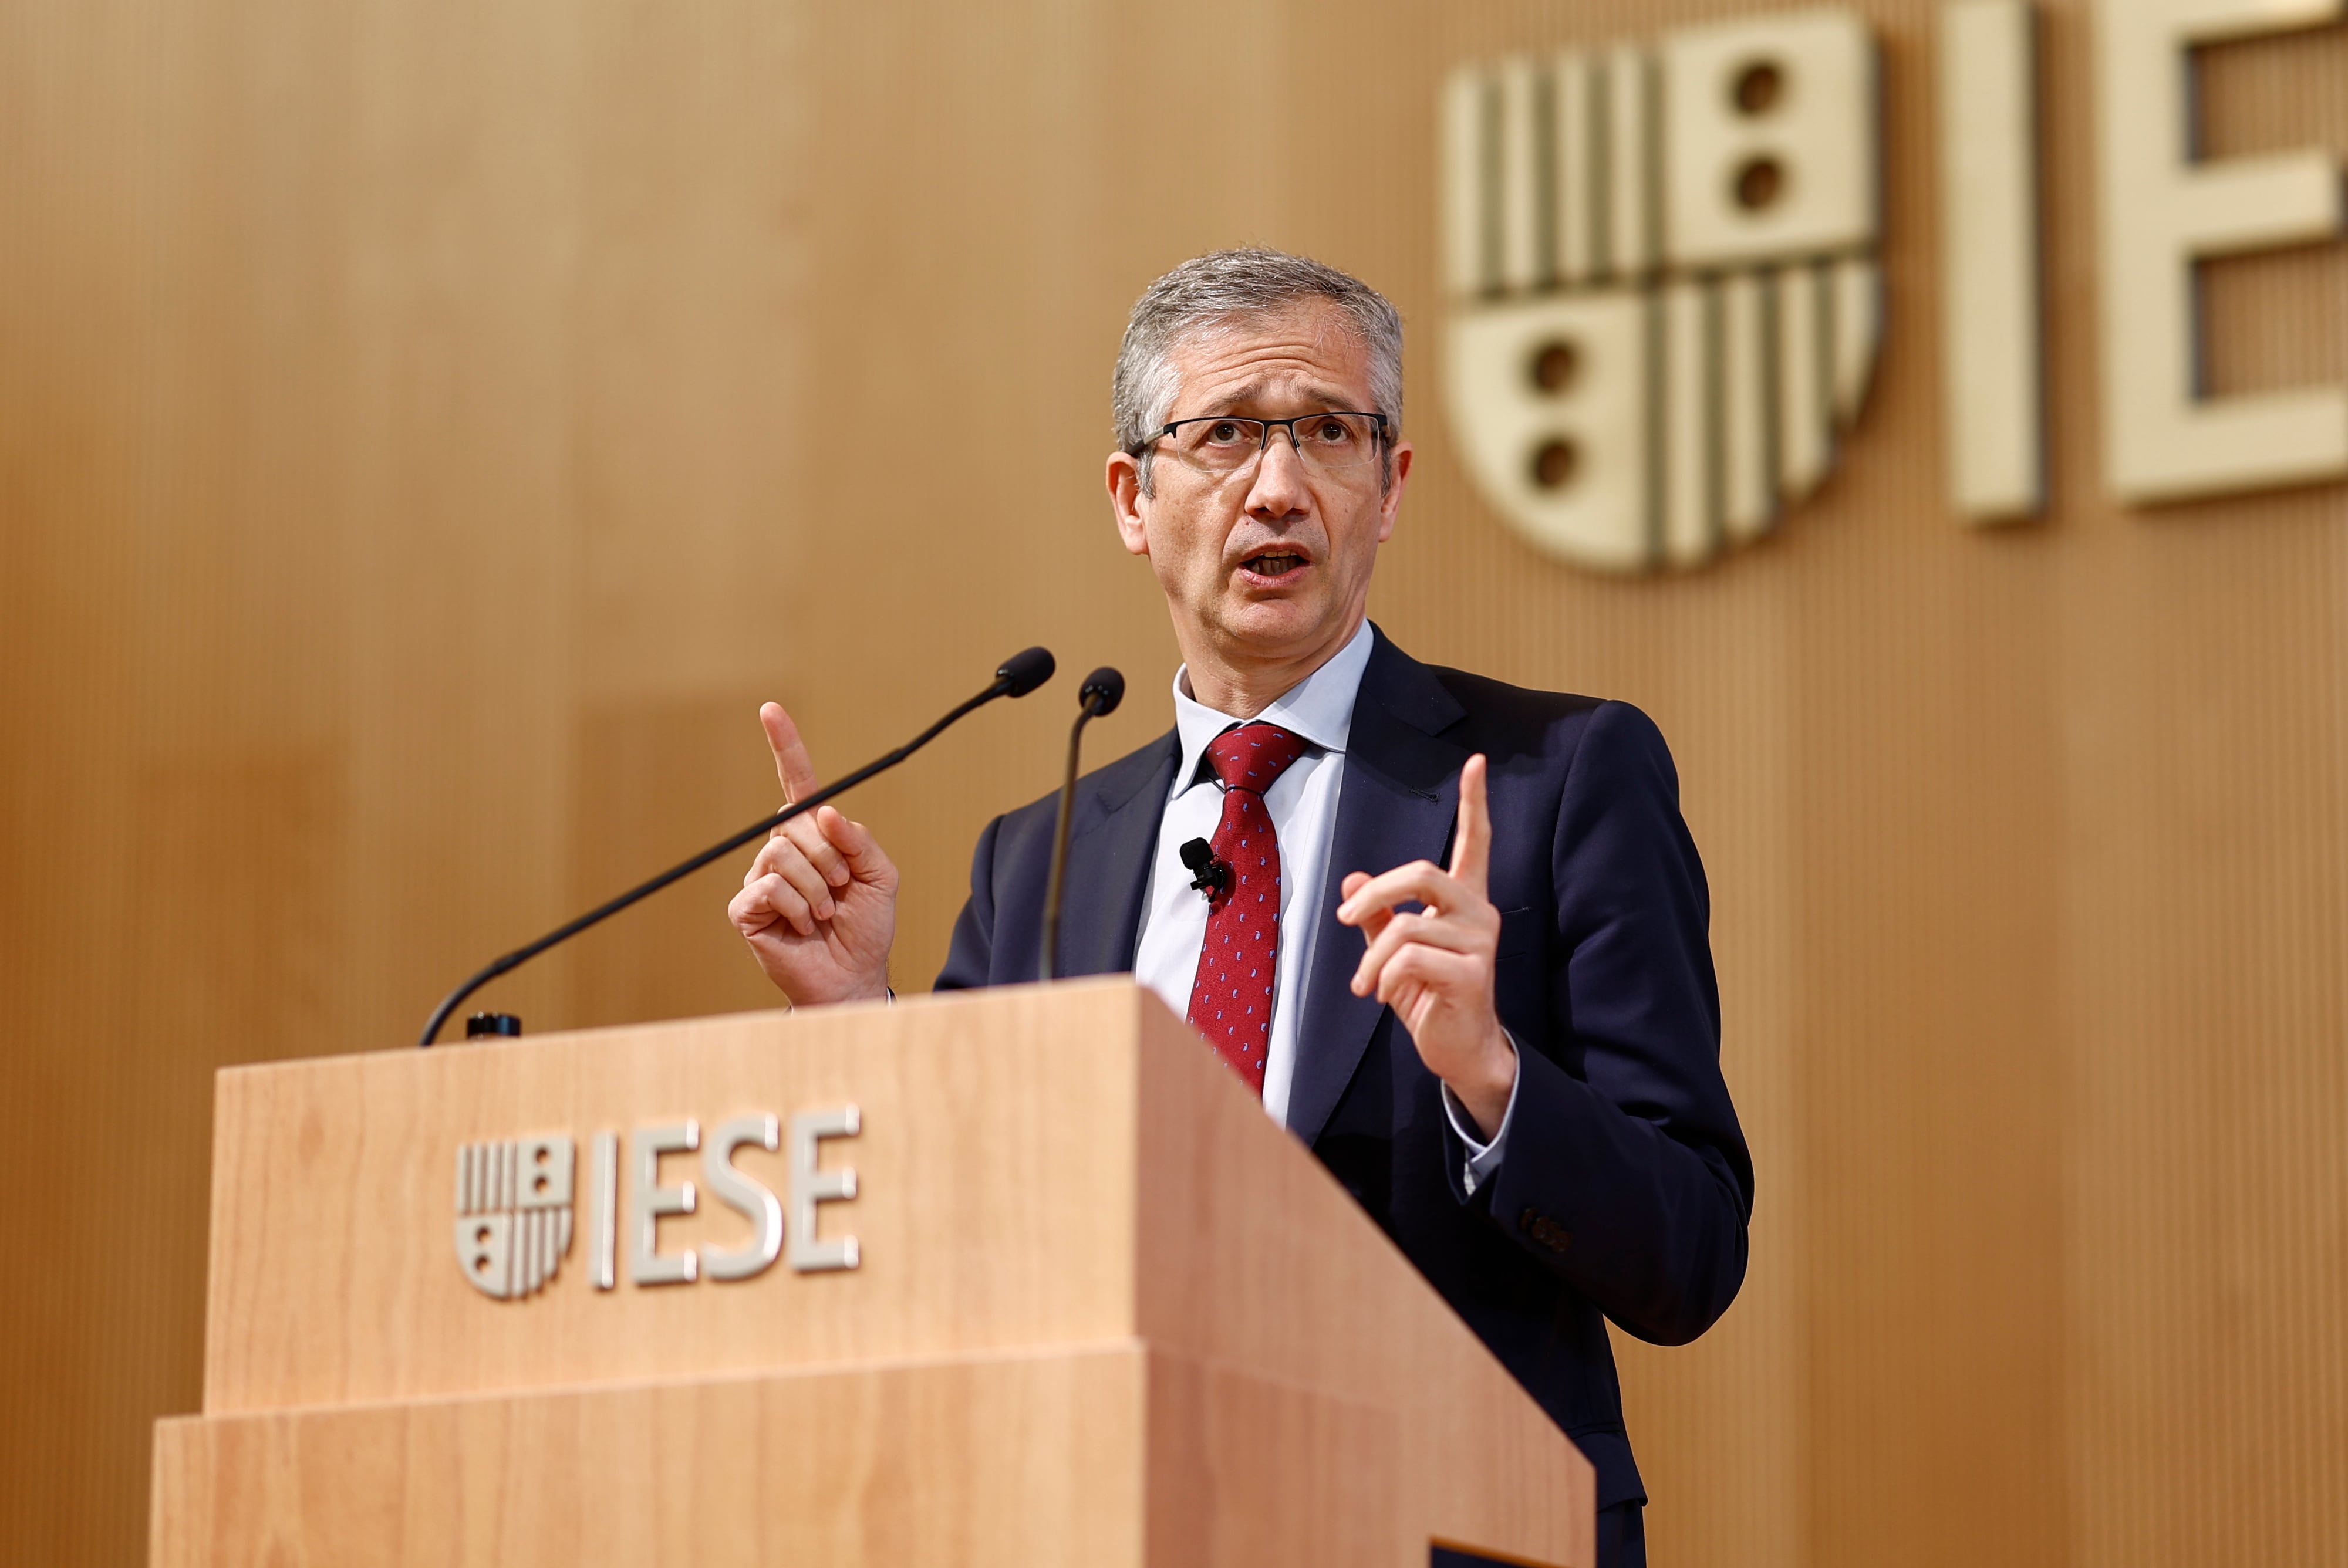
top-left (935, 626), bottom-right (1752, 1511)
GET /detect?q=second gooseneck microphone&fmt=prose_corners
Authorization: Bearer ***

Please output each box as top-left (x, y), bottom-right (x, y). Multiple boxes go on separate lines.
top-left (1040, 666), bottom-right (1125, 982)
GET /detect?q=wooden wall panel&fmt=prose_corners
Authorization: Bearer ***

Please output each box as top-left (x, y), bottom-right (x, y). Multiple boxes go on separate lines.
top-left (2, 0), bottom-right (2346, 1564)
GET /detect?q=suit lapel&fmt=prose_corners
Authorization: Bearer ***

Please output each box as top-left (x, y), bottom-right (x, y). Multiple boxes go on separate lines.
top-left (1286, 630), bottom-right (1470, 1147)
top-left (1057, 731), bottom-right (1180, 979)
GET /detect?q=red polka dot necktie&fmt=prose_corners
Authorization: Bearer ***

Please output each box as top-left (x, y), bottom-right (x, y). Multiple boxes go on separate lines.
top-left (1185, 722), bottom-right (1310, 1096)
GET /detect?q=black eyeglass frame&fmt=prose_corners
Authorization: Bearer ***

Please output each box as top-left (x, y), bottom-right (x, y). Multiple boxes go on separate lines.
top-left (1130, 410), bottom-right (1393, 461)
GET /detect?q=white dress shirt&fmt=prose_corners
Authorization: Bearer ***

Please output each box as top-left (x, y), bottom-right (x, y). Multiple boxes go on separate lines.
top-left (1130, 621), bottom-right (1517, 1186)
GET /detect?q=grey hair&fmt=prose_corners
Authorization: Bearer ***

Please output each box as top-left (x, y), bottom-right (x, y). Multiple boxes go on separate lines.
top-left (1112, 247), bottom-right (1404, 493)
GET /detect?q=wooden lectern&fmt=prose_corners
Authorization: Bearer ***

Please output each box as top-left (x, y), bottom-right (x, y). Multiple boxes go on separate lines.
top-left (151, 979), bottom-right (1594, 1566)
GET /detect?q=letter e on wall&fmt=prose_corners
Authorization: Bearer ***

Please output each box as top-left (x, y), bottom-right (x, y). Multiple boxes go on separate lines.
top-left (2097, 0), bottom-right (2348, 503)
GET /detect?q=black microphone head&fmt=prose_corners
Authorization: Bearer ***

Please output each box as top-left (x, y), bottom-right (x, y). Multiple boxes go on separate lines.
top-left (996, 646), bottom-right (1056, 697)
top-left (1079, 666), bottom-right (1125, 717)
top-left (1179, 836), bottom-right (1230, 897)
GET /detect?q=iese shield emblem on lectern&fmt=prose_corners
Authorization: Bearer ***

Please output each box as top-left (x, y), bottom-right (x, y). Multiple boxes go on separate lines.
top-left (454, 1136), bottom-right (575, 1299)
top-left (1442, 8), bottom-right (1882, 573)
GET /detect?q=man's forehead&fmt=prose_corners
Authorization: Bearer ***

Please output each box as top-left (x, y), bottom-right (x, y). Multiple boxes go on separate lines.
top-left (1165, 303), bottom-right (1374, 411)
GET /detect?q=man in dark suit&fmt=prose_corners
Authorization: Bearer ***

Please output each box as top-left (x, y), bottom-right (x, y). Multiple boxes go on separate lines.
top-left (729, 248), bottom-right (1751, 1568)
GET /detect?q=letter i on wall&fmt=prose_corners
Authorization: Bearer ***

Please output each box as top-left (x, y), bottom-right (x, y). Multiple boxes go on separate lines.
top-left (1940, 0), bottom-right (2047, 523)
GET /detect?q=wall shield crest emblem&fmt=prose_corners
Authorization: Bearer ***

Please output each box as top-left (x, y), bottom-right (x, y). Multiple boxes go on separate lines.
top-left (1442, 8), bottom-right (1883, 572)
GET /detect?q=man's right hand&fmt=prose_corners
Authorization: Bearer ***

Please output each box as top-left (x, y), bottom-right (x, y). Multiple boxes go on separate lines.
top-left (727, 702), bottom-right (898, 1005)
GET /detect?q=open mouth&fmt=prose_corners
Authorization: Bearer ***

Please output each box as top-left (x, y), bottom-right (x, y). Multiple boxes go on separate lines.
top-left (1239, 549), bottom-right (1308, 579)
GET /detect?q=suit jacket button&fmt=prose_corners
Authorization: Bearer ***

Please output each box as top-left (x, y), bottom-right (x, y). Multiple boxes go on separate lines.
top-left (1519, 1210), bottom-right (1571, 1253)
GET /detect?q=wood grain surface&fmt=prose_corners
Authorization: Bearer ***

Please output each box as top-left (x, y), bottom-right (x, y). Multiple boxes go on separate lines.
top-left (156, 1349), bottom-right (1154, 1568)
top-left (2, 1), bottom-right (2344, 1564)
top-left (153, 1345), bottom-right (1567, 1568)
top-left (201, 984), bottom-right (1141, 1411)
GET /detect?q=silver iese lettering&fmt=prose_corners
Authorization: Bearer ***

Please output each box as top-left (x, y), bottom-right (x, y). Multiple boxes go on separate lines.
top-left (788, 1106), bottom-right (863, 1273)
top-left (468, 1106), bottom-right (861, 1297)
top-left (629, 1119), bottom-right (700, 1286)
top-left (701, 1113), bottom-right (784, 1281)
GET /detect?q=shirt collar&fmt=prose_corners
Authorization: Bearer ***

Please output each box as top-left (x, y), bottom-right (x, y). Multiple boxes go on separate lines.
top-left (1168, 619), bottom-right (1375, 793)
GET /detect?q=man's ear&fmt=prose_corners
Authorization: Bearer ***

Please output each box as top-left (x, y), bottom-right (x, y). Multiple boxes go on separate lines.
top-left (1377, 441), bottom-right (1415, 545)
top-left (1106, 451), bottom-right (1152, 557)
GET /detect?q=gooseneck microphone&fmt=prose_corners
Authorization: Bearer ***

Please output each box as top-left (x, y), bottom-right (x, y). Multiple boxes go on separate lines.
top-left (1039, 666), bottom-right (1125, 982)
top-left (418, 646), bottom-right (1057, 1046)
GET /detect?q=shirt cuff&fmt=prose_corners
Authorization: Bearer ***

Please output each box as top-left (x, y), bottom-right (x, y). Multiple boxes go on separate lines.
top-left (1440, 1029), bottom-right (1522, 1197)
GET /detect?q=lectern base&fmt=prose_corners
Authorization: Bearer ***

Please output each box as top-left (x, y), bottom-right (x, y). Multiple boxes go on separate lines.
top-left (154, 1343), bottom-right (1530, 1567)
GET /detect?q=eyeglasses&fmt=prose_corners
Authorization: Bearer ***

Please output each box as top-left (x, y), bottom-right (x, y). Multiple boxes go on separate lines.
top-left (1141, 411), bottom-right (1390, 478)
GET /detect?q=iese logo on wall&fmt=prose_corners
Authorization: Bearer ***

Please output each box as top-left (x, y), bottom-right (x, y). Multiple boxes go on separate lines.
top-left (453, 1107), bottom-right (862, 1302)
top-left (1442, 0), bottom-right (2348, 574)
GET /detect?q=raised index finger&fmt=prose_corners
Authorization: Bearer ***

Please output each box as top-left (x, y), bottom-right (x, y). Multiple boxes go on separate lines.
top-left (1449, 753), bottom-right (1492, 897)
top-left (760, 701), bottom-right (821, 807)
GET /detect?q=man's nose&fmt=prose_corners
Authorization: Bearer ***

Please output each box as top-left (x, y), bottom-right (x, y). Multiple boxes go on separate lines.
top-left (1244, 431), bottom-right (1313, 515)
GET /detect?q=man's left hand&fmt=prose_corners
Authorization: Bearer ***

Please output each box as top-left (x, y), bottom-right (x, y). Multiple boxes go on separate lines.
top-left (1336, 753), bottom-right (1517, 1138)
